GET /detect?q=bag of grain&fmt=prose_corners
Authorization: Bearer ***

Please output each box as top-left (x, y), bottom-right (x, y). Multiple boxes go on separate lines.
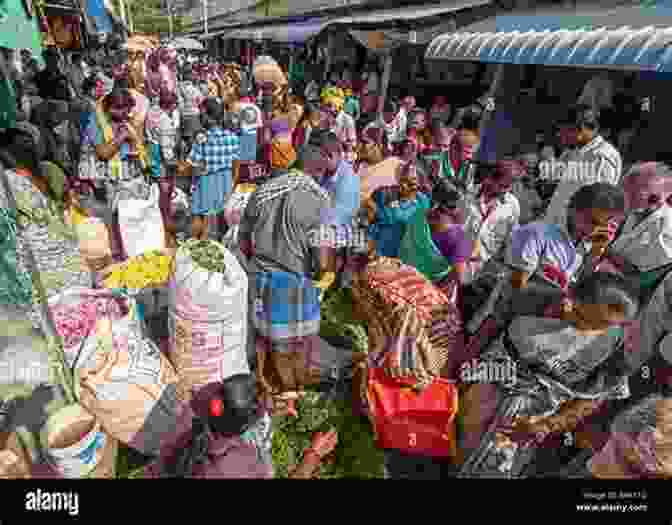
top-left (74, 301), bottom-right (181, 456)
top-left (168, 240), bottom-right (249, 402)
top-left (74, 218), bottom-right (113, 272)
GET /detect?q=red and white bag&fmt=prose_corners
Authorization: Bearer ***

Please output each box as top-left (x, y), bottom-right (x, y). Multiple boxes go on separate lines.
top-left (367, 367), bottom-right (459, 458)
top-left (168, 241), bottom-right (250, 402)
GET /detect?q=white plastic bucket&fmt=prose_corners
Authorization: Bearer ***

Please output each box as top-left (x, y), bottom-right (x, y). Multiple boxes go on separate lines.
top-left (41, 404), bottom-right (107, 479)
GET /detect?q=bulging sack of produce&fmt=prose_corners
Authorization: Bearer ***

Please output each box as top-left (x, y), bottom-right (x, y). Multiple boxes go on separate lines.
top-left (118, 184), bottom-right (166, 258)
top-left (0, 449), bottom-right (30, 478)
top-left (168, 240), bottom-right (249, 402)
top-left (101, 250), bottom-right (175, 291)
top-left (75, 218), bottom-right (112, 272)
top-left (351, 257), bottom-right (461, 388)
top-left (49, 287), bottom-right (128, 368)
top-left (75, 301), bottom-right (180, 456)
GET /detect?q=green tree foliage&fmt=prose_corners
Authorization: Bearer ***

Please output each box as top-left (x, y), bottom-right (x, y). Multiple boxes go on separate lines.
top-left (111, 0), bottom-right (186, 36)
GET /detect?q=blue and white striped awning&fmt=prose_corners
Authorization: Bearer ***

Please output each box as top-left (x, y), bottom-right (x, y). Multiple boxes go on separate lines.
top-left (425, 4), bottom-right (672, 71)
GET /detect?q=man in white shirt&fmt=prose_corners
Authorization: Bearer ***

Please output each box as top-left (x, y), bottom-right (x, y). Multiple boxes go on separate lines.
top-left (361, 100), bottom-right (405, 155)
top-left (542, 104), bottom-right (622, 230)
top-left (462, 160), bottom-right (521, 283)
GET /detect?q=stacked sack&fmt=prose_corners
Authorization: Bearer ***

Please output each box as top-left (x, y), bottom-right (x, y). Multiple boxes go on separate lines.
top-left (168, 240), bottom-right (249, 402)
top-left (48, 288), bottom-right (180, 457)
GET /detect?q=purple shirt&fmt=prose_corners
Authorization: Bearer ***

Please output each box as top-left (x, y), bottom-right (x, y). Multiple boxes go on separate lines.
top-left (506, 222), bottom-right (583, 282)
top-left (432, 226), bottom-right (472, 264)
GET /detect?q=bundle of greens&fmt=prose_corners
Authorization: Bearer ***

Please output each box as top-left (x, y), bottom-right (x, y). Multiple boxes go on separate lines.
top-left (319, 288), bottom-right (368, 356)
top-left (185, 240), bottom-right (227, 274)
top-left (271, 390), bottom-right (384, 479)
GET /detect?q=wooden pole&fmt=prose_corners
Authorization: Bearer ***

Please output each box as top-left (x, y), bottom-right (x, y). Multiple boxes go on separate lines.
top-left (463, 63), bottom-right (506, 191)
top-left (377, 52), bottom-right (393, 120)
top-left (127, 0), bottom-right (134, 33)
top-left (324, 31), bottom-right (334, 82)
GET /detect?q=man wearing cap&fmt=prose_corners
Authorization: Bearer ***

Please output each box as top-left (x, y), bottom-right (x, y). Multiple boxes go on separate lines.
top-left (542, 104), bottom-right (622, 229)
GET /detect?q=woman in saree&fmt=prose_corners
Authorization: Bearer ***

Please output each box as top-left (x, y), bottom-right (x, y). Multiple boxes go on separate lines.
top-left (144, 374), bottom-right (338, 478)
top-left (291, 103), bottom-right (320, 154)
top-left (549, 394), bottom-right (672, 479)
top-left (399, 181), bottom-right (472, 287)
top-left (321, 87), bottom-right (357, 164)
top-left (268, 117), bottom-right (297, 178)
top-left (237, 160), bottom-right (335, 403)
top-left (458, 272), bottom-right (639, 478)
top-left (366, 160), bottom-right (430, 259)
top-left (81, 83), bottom-right (149, 261)
top-left (357, 125), bottom-right (403, 203)
top-left (405, 108), bottom-right (433, 155)
top-left (0, 125), bottom-right (91, 330)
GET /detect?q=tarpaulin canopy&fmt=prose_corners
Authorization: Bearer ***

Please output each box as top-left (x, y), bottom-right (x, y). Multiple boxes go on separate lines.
top-left (425, 1), bottom-right (672, 71)
top-left (348, 21), bottom-right (458, 52)
top-left (212, 18), bottom-right (329, 43)
top-left (329, 0), bottom-right (490, 26)
top-left (210, 0), bottom-right (490, 46)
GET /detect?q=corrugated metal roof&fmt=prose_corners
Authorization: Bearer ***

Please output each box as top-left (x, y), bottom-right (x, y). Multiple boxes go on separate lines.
top-left (425, 3), bottom-right (672, 71)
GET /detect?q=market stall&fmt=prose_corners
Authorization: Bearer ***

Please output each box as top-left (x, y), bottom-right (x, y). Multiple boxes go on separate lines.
top-left (425, 0), bottom-right (672, 164)
top-left (0, 0), bottom-right (44, 59)
top-left (314, 0), bottom-right (492, 120)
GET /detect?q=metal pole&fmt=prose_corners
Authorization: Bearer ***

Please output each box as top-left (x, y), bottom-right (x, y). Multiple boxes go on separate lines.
top-left (203, 0), bottom-right (208, 36)
top-left (168, 4), bottom-right (174, 39)
top-left (118, 0), bottom-right (127, 26)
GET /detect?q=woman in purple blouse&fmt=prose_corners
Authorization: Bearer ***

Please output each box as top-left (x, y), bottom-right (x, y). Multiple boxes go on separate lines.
top-left (399, 179), bottom-right (473, 288)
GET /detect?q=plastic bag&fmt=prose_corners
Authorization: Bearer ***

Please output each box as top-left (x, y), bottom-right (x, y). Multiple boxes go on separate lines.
top-left (118, 184), bottom-right (166, 257)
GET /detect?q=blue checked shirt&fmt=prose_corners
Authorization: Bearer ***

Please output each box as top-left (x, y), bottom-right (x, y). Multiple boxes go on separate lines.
top-left (188, 127), bottom-right (240, 175)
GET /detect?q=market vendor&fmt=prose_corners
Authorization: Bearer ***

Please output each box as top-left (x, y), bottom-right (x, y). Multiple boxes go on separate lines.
top-left (143, 375), bottom-right (339, 478)
top-left (82, 83), bottom-right (148, 260)
top-left (0, 124), bottom-right (91, 329)
top-left (367, 158), bottom-right (431, 259)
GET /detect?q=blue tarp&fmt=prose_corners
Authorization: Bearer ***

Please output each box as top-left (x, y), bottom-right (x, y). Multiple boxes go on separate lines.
top-left (84, 0), bottom-right (114, 34)
top-left (426, 2), bottom-right (672, 72)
